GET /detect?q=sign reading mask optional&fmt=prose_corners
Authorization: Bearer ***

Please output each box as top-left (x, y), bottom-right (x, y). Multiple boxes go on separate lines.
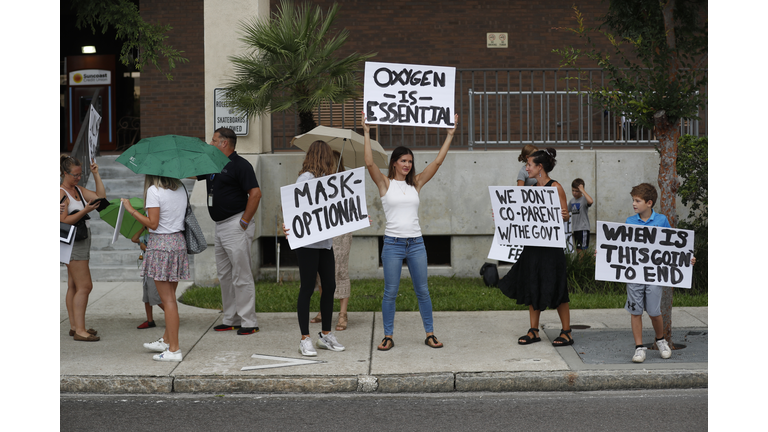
top-left (281, 167), bottom-right (370, 250)
top-left (489, 186), bottom-right (566, 248)
top-left (364, 61), bottom-right (456, 128)
top-left (595, 221), bottom-right (695, 288)
top-left (214, 88), bottom-right (248, 136)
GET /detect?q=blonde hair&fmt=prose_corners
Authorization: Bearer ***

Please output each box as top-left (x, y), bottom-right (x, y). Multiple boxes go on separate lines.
top-left (60, 154), bottom-right (81, 178)
top-left (143, 175), bottom-right (181, 202)
top-left (299, 140), bottom-right (335, 177)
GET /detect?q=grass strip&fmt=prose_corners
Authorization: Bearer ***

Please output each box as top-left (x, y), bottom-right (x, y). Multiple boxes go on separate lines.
top-left (179, 276), bottom-right (707, 312)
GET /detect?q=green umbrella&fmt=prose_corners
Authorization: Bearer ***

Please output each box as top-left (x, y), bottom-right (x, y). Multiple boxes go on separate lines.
top-left (115, 135), bottom-right (230, 179)
top-left (99, 197), bottom-right (147, 240)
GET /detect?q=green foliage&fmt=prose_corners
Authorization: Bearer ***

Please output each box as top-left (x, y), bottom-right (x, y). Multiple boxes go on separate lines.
top-left (223, 0), bottom-right (376, 133)
top-left (676, 135), bottom-right (708, 231)
top-left (70, 0), bottom-right (189, 80)
top-left (552, 1), bottom-right (707, 130)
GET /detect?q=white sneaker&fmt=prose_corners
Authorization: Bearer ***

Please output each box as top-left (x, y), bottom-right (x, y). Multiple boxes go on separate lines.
top-left (317, 332), bottom-right (345, 352)
top-left (299, 338), bottom-right (317, 356)
top-left (153, 349), bottom-right (183, 362)
top-left (144, 337), bottom-right (169, 352)
top-left (632, 346), bottom-right (647, 363)
top-left (656, 339), bottom-right (672, 359)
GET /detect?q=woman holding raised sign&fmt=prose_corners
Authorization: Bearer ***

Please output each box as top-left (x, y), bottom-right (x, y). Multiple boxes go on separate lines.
top-left (498, 148), bottom-right (574, 347)
top-left (283, 141), bottom-right (346, 357)
top-left (363, 111), bottom-right (458, 351)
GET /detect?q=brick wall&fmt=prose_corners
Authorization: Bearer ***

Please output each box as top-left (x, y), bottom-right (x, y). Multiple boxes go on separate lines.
top-left (140, 0), bottom-right (206, 140)
top-left (270, 0), bottom-right (614, 69)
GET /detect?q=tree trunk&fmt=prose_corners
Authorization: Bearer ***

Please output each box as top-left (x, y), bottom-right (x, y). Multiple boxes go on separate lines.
top-left (654, 109), bottom-right (681, 348)
top-left (298, 110), bottom-right (317, 134)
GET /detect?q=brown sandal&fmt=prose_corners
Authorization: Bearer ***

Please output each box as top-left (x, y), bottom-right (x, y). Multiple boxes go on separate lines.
top-left (425, 335), bottom-right (444, 349)
top-left (378, 337), bottom-right (394, 351)
top-left (309, 312), bottom-right (322, 324)
top-left (69, 329), bottom-right (97, 337)
top-left (73, 333), bottom-right (100, 342)
top-left (335, 312), bottom-right (348, 331)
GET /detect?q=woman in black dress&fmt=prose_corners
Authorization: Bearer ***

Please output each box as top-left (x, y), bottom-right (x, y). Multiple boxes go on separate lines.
top-left (498, 148), bottom-right (573, 346)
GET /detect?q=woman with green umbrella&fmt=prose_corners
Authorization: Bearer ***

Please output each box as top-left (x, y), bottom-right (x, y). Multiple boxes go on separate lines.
top-left (122, 175), bottom-right (189, 362)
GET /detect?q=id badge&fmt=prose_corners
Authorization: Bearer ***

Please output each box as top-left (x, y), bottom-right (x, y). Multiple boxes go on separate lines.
top-left (208, 192), bottom-right (213, 207)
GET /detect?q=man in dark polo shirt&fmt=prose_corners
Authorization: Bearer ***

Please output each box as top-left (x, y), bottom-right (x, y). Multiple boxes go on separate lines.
top-left (198, 127), bottom-right (262, 335)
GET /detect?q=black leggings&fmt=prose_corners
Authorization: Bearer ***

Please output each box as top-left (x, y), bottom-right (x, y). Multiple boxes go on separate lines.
top-left (295, 247), bottom-right (336, 335)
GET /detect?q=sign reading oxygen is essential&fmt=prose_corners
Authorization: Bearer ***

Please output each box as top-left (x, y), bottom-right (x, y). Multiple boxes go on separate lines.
top-left (595, 221), bottom-right (695, 288)
top-left (489, 186), bottom-right (567, 248)
top-left (280, 167), bottom-right (370, 250)
top-left (364, 61), bottom-right (456, 128)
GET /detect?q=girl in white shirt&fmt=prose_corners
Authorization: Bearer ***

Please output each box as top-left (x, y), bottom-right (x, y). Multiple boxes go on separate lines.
top-left (363, 112), bottom-right (458, 351)
top-left (284, 141), bottom-right (346, 357)
top-left (123, 175), bottom-right (189, 362)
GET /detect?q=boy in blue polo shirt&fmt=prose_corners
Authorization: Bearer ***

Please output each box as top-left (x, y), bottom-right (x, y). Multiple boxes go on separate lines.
top-left (623, 183), bottom-right (695, 363)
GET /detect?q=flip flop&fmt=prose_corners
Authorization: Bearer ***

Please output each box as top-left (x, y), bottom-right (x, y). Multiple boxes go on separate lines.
top-left (425, 335), bottom-right (444, 348)
top-left (378, 337), bottom-right (394, 351)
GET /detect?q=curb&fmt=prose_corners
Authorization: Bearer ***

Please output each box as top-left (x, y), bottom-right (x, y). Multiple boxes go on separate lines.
top-left (61, 370), bottom-right (707, 394)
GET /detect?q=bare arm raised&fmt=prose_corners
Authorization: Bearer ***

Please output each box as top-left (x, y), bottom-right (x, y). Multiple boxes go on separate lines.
top-left (363, 111), bottom-right (390, 197)
top-left (414, 114), bottom-right (458, 192)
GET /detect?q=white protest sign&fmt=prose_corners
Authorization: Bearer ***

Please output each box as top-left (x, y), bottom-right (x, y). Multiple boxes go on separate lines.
top-left (564, 217), bottom-right (574, 253)
top-left (87, 105), bottom-right (101, 163)
top-left (112, 200), bottom-right (126, 245)
top-left (487, 207), bottom-right (574, 262)
top-left (281, 167), bottom-right (370, 250)
top-left (364, 61), bottom-right (456, 128)
top-left (595, 221), bottom-right (695, 288)
top-left (488, 186), bottom-right (566, 248)
top-left (487, 231), bottom-right (524, 263)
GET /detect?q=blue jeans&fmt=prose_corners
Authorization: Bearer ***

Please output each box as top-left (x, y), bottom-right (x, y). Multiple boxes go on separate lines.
top-left (381, 236), bottom-right (434, 335)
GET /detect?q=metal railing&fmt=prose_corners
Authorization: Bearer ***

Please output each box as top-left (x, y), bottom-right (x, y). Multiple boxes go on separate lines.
top-left (270, 68), bottom-right (707, 151)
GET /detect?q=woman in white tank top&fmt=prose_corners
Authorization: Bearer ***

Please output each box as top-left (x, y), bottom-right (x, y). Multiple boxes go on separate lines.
top-left (363, 111), bottom-right (458, 351)
top-left (60, 155), bottom-right (106, 342)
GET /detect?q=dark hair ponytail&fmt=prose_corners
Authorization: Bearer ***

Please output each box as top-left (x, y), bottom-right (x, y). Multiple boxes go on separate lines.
top-left (529, 147), bottom-right (557, 173)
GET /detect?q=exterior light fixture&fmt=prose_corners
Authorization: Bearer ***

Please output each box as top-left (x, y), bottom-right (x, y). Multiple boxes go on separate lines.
top-left (81, 46), bottom-right (96, 54)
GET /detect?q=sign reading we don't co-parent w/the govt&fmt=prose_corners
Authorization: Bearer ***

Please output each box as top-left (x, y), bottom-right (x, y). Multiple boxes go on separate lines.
top-left (364, 61), bottom-right (456, 128)
top-left (280, 167), bottom-right (371, 250)
top-left (596, 221), bottom-right (695, 288)
top-left (489, 186), bottom-right (567, 249)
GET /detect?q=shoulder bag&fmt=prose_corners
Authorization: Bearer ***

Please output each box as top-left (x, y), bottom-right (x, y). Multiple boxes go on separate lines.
top-left (181, 183), bottom-right (207, 254)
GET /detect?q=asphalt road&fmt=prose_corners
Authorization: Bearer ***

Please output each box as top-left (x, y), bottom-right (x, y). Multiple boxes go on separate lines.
top-left (61, 389), bottom-right (708, 431)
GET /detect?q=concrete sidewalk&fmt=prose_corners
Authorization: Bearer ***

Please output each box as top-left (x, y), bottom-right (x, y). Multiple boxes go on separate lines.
top-left (60, 281), bottom-right (707, 394)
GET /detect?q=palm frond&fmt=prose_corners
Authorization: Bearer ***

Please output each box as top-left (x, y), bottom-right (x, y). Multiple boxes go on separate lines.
top-left (221, 0), bottom-right (375, 131)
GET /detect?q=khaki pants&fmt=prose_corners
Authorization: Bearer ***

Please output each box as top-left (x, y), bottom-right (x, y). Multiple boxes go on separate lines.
top-left (215, 212), bottom-right (258, 328)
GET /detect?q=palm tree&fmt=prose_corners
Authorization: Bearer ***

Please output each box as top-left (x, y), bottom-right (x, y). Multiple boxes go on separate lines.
top-left (224, 0), bottom-right (376, 134)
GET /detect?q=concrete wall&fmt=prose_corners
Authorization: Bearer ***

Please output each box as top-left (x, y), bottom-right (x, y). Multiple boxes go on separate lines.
top-left (191, 148), bottom-right (690, 285)
top-left (203, 0), bottom-right (271, 153)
